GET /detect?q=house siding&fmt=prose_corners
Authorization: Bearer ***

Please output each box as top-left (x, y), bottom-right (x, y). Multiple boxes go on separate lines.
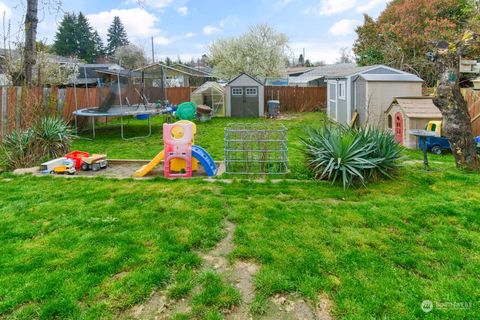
top-left (336, 78), bottom-right (349, 124)
top-left (365, 81), bottom-right (422, 127)
top-left (354, 77), bottom-right (367, 124)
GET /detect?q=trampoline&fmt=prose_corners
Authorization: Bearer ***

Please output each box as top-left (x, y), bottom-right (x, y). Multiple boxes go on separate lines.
top-left (73, 67), bottom-right (170, 140)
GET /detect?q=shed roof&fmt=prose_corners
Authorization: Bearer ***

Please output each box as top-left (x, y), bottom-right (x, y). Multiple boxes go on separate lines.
top-left (227, 73), bottom-right (264, 86)
top-left (385, 97), bottom-right (442, 119)
top-left (359, 74), bottom-right (423, 82)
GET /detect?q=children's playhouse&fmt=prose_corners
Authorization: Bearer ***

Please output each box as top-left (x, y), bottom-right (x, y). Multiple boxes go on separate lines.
top-left (385, 97), bottom-right (443, 149)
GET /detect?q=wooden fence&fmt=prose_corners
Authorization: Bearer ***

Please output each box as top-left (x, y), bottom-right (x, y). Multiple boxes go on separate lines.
top-left (265, 86), bottom-right (327, 112)
top-left (463, 89), bottom-right (480, 136)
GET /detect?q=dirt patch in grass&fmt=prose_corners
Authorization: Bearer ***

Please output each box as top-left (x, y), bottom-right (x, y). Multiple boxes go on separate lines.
top-left (121, 219), bottom-right (333, 320)
top-left (259, 293), bottom-right (333, 320)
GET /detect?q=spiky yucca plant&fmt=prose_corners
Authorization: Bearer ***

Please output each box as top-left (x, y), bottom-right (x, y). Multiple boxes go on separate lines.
top-left (302, 122), bottom-right (402, 188)
top-left (0, 117), bottom-right (74, 170)
top-left (34, 117), bottom-right (74, 159)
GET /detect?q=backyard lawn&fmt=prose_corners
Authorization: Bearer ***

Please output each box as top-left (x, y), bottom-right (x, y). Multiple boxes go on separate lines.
top-left (1, 113), bottom-right (479, 319)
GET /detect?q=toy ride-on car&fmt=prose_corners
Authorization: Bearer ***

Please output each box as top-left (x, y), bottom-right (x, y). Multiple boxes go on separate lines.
top-left (81, 154), bottom-right (108, 171)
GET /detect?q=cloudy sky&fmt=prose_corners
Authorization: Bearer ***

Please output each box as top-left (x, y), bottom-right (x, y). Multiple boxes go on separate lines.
top-left (1, 0), bottom-right (389, 63)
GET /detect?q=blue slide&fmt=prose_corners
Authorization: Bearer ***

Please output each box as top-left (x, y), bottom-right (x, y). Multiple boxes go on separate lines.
top-left (192, 145), bottom-right (217, 176)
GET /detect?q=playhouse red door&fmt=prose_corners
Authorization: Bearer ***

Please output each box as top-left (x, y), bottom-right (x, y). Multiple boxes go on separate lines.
top-left (394, 112), bottom-right (404, 144)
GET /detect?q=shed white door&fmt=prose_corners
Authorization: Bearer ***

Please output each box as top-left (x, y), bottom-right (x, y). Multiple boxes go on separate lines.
top-left (328, 81), bottom-right (337, 120)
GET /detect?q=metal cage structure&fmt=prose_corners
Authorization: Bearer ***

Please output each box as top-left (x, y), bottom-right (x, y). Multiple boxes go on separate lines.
top-left (224, 123), bottom-right (288, 175)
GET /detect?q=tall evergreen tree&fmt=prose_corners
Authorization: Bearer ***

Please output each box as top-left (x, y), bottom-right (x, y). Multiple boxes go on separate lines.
top-left (92, 31), bottom-right (105, 62)
top-left (106, 16), bottom-right (129, 56)
top-left (52, 13), bottom-right (78, 57)
top-left (76, 12), bottom-right (97, 62)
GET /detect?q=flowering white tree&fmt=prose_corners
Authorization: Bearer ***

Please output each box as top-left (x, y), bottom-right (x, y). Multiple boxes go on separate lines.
top-left (113, 44), bottom-right (147, 70)
top-left (209, 24), bottom-right (289, 79)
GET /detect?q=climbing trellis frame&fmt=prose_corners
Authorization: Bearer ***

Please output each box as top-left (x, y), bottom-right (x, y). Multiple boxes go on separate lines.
top-left (224, 122), bottom-right (288, 175)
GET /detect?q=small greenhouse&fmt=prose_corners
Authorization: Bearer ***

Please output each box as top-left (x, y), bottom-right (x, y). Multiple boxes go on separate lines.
top-left (191, 81), bottom-right (226, 117)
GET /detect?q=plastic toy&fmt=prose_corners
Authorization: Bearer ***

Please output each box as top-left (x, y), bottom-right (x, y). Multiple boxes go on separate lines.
top-left (66, 151), bottom-right (90, 170)
top-left (53, 159), bottom-right (76, 175)
top-left (40, 157), bottom-right (68, 174)
top-left (175, 102), bottom-right (197, 120)
top-left (420, 121), bottom-right (480, 155)
top-left (134, 120), bottom-right (217, 178)
top-left (81, 154), bottom-right (108, 171)
top-left (419, 136), bottom-right (450, 155)
top-left (419, 121), bottom-right (450, 154)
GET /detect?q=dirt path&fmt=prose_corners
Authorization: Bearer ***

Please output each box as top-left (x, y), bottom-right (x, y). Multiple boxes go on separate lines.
top-left (123, 220), bottom-right (333, 320)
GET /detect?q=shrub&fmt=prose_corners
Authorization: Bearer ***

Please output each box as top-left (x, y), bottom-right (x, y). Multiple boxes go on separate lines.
top-left (302, 122), bottom-right (402, 188)
top-left (0, 117), bottom-right (74, 170)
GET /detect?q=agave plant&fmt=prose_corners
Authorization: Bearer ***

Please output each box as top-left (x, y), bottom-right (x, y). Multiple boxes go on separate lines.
top-left (34, 117), bottom-right (74, 159)
top-left (302, 122), bottom-right (402, 188)
top-left (0, 129), bottom-right (37, 169)
top-left (356, 127), bottom-right (403, 180)
top-left (0, 117), bottom-right (74, 170)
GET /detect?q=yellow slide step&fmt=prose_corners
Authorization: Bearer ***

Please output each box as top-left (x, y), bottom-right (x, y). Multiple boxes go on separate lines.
top-left (134, 150), bottom-right (165, 177)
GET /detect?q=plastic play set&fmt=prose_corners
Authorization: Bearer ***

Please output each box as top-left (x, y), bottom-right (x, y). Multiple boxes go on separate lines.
top-left (134, 120), bottom-right (217, 178)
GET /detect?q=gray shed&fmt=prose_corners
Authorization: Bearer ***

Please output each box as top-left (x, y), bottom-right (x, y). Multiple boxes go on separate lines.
top-left (325, 65), bottom-right (424, 127)
top-left (226, 73), bottom-right (264, 117)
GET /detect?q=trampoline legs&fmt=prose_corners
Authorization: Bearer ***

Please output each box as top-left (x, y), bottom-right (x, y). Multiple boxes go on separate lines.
top-left (120, 115), bottom-right (153, 141)
top-left (74, 115), bottom-right (153, 141)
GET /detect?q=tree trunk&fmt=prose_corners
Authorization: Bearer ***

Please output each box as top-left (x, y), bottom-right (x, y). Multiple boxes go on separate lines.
top-left (433, 56), bottom-right (480, 170)
top-left (24, 0), bottom-right (38, 85)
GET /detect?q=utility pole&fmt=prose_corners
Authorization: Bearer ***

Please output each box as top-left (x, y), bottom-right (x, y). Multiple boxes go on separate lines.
top-left (151, 36), bottom-right (155, 63)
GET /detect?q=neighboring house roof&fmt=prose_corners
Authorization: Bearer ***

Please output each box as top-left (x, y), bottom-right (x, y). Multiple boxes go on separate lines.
top-left (385, 97), bottom-right (442, 119)
top-left (94, 69), bottom-right (145, 79)
top-left (77, 63), bottom-right (122, 79)
top-left (359, 74), bottom-right (424, 82)
top-left (289, 63), bottom-right (371, 84)
top-left (172, 63), bottom-right (213, 77)
top-left (287, 66), bottom-right (314, 76)
top-left (137, 63), bottom-right (217, 78)
top-left (227, 73), bottom-right (264, 86)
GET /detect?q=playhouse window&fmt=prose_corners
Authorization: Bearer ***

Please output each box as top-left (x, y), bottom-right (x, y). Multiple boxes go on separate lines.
top-left (338, 81), bottom-right (346, 100)
top-left (245, 87), bottom-right (257, 96)
top-left (388, 115), bottom-right (393, 128)
top-left (232, 88), bottom-right (243, 96)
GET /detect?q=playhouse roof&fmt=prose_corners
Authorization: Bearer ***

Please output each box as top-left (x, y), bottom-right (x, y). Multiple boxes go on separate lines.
top-left (386, 97), bottom-right (443, 119)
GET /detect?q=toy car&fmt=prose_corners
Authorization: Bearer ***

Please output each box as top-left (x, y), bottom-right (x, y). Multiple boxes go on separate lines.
top-left (81, 154), bottom-right (108, 171)
top-left (419, 136), bottom-right (450, 155)
top-left (40, 157), bottom-right (67, 174)
top-left (53, 159), bottom-right (76, 175)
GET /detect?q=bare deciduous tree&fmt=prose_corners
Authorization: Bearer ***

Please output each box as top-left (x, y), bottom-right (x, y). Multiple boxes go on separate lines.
top-left (23, 0), bottom-right (38, 85)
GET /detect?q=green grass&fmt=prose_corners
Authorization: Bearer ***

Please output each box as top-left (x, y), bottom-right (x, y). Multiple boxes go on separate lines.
top-left (1, 113), bottom-right (479, 319)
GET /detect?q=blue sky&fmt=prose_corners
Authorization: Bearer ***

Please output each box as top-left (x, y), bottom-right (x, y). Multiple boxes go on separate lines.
top-left (1, 0), bottom-right (390, 63)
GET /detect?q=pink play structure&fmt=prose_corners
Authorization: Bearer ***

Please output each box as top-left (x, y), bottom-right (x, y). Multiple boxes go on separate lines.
top-left (163, 122), bottom-right (194, 178)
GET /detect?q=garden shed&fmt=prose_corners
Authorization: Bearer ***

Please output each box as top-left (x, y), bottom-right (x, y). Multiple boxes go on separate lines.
top-left (226, 73), bottom-right (264, 117)
top-left (191, 81), bottom-right (226, 117)
top-left (325, 65), bottom-right (424, 127)
top-left (385, 97), bottom-right (443, 149)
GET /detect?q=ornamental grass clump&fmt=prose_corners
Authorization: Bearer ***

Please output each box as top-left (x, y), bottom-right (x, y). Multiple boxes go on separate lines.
top-left (302, 122), bottom-right (402, 188)
top-left (0, 117), bottom-right (74, 170)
